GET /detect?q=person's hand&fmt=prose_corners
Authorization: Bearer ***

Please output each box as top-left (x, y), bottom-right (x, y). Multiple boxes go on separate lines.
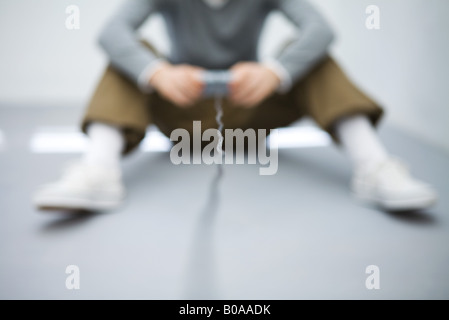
top-left (229, 62), bottom-right (281, 108)
top-left (150, 62), bottom-right (204, 108)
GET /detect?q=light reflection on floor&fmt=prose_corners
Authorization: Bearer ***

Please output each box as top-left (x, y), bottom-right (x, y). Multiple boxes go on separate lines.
top-left (28, 125), bottom-right (331, 154)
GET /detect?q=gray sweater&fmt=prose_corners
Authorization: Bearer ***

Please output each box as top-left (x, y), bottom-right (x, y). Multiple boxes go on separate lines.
top-left (99, 0), bottom-right (335, 89)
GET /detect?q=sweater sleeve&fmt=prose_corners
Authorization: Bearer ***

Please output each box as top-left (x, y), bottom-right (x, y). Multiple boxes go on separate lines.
top-left (271, 0), bottom-right (335, 83)
top-left (98, 0), bottom-right (162, 85)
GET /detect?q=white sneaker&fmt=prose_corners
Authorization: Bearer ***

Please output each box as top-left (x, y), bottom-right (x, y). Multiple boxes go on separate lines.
top-left (351, 157), bottom-right (438, 211)
top-left (33, 161), bottom-right (125, 211)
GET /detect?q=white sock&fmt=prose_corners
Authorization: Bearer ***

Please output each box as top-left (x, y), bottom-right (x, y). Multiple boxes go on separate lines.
top-left (83, 122), bottom-right (125, 170)
top-left (335, 114), bottom-right (389, 172)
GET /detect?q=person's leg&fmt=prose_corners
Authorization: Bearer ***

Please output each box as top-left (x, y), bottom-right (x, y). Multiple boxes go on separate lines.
top-left (83, 122), bottom-right (125, 170)
top-left (293, 56), bottom-right (437, 211)
top-left (335, 114), bottom-right (437, 211)
top-left (34, 64), bottom-right (152, 211)
top-left (81, 64), bottom-right (152, 155)
top-left (334, 114), bottom-right (388, 172)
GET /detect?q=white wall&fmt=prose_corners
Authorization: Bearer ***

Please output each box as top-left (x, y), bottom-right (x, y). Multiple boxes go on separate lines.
top-left (318, 0), bottom-right (449, 153)
top-left (0, 0), bottom-right (448, 151)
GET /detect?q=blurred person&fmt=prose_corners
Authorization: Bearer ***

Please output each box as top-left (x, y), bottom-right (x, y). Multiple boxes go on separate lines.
top-left (33, 0), bottom-right (437, 212)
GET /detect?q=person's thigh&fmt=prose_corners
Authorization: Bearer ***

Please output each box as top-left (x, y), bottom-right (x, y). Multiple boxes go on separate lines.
top-left (150, 92), bottom-right (301, 135)
top-left (240, 92), bottom-right (304, 132)
top-left (296, 56), bottom-right (384, 142)
top-left (149, 90), bottom-right (303, 155)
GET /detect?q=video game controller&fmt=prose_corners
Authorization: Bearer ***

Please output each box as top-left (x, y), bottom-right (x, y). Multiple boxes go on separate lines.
top-left (202, 70), bottom-right (232, 97)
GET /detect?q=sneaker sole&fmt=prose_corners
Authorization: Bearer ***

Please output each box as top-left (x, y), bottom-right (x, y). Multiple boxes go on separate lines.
top-left (34, 195), bottom-right (123, 212)
top-left (352, 191), bottom-right (437, 212)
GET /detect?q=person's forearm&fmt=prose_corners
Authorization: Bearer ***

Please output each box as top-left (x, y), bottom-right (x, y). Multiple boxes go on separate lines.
top-left (98, 0), bottom-right (161, 86)
top-left (274, 0), bottom-right (335, 88)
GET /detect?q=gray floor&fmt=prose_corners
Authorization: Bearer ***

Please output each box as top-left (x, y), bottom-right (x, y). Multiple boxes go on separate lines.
top-left (0, 106), bottom-right (448, 300)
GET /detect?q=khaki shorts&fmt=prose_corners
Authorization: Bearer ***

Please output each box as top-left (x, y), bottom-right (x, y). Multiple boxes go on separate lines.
top-left (82, 45), bottom-right (384, 154)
